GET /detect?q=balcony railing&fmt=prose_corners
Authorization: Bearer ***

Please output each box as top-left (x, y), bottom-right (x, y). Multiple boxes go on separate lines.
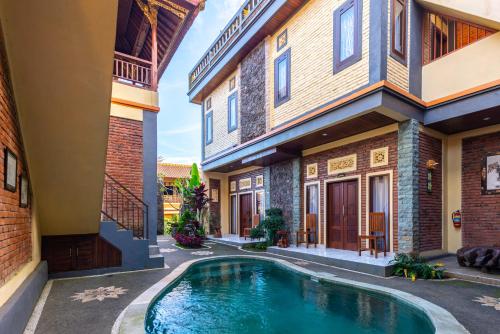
top-left (188, 0), bottom-right (271, 90)
top-left (164, 194), bottom-right (182, 203)
top-left (113, 51), bottom-right (152, 88)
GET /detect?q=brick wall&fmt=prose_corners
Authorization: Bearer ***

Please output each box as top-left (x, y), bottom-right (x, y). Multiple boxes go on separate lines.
top-left (418, 132), bottom-right (442, 252)
top-left (268, 0), bottom-right (371, 127)
top-left (228, 168), bottom-right (265, 194)
top-left (303, 132), bottom-right (399, 250)
top-left (462, 131), bottom-right (500, 247)
top-left (204, 68), bottom-right (240, 158)
top-left (105, 116), bottom-right (143, 198)
top-left (0, 35), bottom-right (32, 286)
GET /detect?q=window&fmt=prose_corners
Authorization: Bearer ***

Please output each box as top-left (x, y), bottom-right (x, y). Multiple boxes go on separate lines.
top-left (391, 0), bottom-right (406, 64)
top-left (333, 0), bottom-right (361, 73)
top-left (228, 92), bottom-right (238, 132)
top-left (370, 175), bottom-right (390, 249)
top-left (205, 111), bottom-right (213, 144)
top-left (163, 185), bottom-right (175, 196)
top-left (255, 191), bottom-right (265, 221)
top-left (274, 48), bottom-right (291, 107)
top-left (230, 194), bottom-right (237, 234)
top-left (305, 183), bottom-right (319, 217)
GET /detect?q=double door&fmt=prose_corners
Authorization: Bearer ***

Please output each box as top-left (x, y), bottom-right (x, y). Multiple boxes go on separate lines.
top-left (327, 180), bottom-right (358, 250)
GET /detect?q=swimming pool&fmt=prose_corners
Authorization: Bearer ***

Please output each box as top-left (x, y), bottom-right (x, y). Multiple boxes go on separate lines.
top-left (145, 258), bottom-right (435, 334)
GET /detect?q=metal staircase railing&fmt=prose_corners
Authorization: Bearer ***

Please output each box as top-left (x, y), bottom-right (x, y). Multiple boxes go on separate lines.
top-left (101, 173), bottom-right (148, 239)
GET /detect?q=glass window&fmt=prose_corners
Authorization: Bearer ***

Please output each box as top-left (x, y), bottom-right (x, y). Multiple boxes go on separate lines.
top-left (370, 175), bottom-right (390, 249)
top-left (306, 184), bottom-right (319, 216)
top-left (255, 191), bottom-right (265, 221)
top-left (334, 0), bottom-right (361, 72)
top-left (391, 0), bottom-right (406, 63)
top-left (230, 195), bottom-right (237, 234)
top-left (228, 93), bottom-right (238, 132)
top-left (340, 6), bottom-right (354, 61)
top-left (205, 112), bottom-right (213, 144)
top-left (274, 48), bottom-right (291, 107)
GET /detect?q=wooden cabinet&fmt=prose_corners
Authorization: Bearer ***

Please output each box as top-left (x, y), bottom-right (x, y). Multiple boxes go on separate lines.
top-left (42, 234), bottom-right (121, 273)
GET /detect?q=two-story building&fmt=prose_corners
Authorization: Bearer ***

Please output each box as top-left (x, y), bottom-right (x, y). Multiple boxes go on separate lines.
top-left (0, 1), bottom-right (203, 333)
top-left (189, 0), bottom-right (499, 262)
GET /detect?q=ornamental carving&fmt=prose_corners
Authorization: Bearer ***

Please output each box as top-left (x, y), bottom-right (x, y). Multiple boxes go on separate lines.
top-left (370, 147), bottom-right (389, 168)
top-left (327, 154), bottom-right (357, 175)
top-left (256, 175), bottom-right (264, 187)
top-left (306, 163), bottom-right (318, 179)
top-left (211, 188), bottom-right (219, 202)
top-left (239, 178), bottom-right (252, 190)
top-left (230, 181), bottom-right (236, 192)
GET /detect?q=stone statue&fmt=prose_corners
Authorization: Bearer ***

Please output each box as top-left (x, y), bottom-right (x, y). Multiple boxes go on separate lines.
top-left (457, 246), bottom-right (500, 272)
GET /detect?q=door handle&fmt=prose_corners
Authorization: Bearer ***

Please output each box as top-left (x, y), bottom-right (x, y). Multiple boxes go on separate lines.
top-left (69, 248), bottom-right (72, 257)
top-left (343, 205), bottom-right (345, 217)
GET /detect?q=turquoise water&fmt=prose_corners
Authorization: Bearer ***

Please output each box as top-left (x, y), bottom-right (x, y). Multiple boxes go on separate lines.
top-left (146, 259), bottom-right (434, 334)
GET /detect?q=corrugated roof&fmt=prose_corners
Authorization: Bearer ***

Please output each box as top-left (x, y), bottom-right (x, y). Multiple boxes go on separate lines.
top-left (158, 163), bottom-right (192, 179)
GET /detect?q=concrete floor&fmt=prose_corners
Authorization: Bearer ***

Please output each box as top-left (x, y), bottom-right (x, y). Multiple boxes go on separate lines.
top-left (28, 236), bottom-right (500, 334)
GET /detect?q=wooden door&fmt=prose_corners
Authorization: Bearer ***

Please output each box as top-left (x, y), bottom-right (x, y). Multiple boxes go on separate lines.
top-left (42, 236), bottom-right (74, 273)
top-left (239, 193), bottom-right (252, 236)
top-left (327, 180), bottom-right (358, 250)
top-left (75, 236), bottom-right (96, 270)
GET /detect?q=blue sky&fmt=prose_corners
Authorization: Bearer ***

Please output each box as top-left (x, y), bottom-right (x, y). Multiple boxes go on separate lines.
top-left (157, 0), bottom-right (244, 165)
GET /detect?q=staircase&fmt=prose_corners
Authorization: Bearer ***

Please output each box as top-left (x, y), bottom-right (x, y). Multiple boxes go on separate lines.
top-left (100, 173), bottom-right (163, 270)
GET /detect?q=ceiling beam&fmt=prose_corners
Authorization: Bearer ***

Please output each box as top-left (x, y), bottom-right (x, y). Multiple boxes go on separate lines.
top-left (132, 16), bottom-right (150, 57)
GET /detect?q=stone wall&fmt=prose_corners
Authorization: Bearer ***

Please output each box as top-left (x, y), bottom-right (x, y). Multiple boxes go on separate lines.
top-left (462, 131), bottom-right (500, 247)
top-left (105, 116), bottom-right (143, 198)
top-left (269, 159), bottom-right (301, 241)
top-left (0, 35), bottom-right (32, 286)
top-left (240, 42), bottom-right (266, 143)
top-left (418, 132), bottom-right (442, 252)
top-left (397, 119), bottom-right (419, 253)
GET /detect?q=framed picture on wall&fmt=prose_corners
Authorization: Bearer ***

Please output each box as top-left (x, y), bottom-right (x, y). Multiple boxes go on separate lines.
top-left (482, 152), bottom-right (500, 195)
top-left (19, 173), bottom-right (29, 207)
top-left (4, 147), bottom-right (17, 192)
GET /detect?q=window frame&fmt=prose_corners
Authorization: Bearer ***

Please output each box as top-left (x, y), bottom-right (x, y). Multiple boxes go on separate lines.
top-left (205, 110), bottom-right (213, 145)
top-left (333, 0), bottom-right (362, 73)
top-left (390, 0), bottom-right (407, 65)
top-left (274, 48), bottom-right (291, 108)
top-left (227, 92), bottom-right (238, 133)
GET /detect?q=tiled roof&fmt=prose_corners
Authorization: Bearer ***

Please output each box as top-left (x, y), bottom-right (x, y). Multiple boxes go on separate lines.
top-left (158, 163), bottom-right (193, 179)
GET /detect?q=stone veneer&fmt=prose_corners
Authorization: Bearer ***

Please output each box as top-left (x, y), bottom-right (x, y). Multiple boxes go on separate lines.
top-left (269, 159), bottom-right (301, 243)
top-left (397, 119), bottom-right (420, 252)
top-left (240, 41), bottom-right (266, 143)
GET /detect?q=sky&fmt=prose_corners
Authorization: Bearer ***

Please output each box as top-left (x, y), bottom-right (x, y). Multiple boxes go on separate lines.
top-left (157, 0), bottom-right (244, 165)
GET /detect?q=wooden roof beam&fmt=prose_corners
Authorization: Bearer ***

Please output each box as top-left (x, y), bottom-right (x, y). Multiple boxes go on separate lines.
top-left (132, 16), bottom-right (150, 57)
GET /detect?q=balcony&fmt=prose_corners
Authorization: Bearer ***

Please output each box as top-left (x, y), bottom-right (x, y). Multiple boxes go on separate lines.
top-left (113, 51), bottom-right (152, 89)
top-left (189, 0), bottom-right (271, 90)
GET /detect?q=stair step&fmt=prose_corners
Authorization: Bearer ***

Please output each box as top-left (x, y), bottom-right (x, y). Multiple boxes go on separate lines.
top-left (149, 245), bottom-right (160, 256)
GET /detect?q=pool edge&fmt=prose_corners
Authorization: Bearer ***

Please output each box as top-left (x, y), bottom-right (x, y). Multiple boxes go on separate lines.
top-left (112, 255), bottom-right (469, 334)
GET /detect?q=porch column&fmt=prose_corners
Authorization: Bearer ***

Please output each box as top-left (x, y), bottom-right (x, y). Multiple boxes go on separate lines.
top-left (143, 110), bottom-right (158, 244)
top-left (151, 19), bottom-right (158, 91)
top-left (397, 119), bottom-right (420, 253)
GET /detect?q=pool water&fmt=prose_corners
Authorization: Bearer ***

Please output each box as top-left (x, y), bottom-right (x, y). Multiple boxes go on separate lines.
top-left (146, 259), bottom-right (434, 334)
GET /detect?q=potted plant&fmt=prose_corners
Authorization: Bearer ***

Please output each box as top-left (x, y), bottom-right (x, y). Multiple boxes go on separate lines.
top-left (261, 208), bottom-right (285, 246)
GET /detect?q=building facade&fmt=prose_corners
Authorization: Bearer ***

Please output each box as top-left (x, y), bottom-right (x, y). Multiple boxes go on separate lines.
top-left (0, 1), bottom-right (203, 333)
top-left (189, 0), bottom-right (500, 256)
top-left (158, 163), bottom-right (193, 222)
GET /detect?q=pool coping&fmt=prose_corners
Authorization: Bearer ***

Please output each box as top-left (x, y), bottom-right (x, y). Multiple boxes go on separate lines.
top-left (111, 255), bottom-right (469, 334)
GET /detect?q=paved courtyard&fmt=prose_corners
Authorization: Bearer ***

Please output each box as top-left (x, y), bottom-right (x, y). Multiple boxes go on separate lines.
top-left (27, 236), bottom-right (500, 334)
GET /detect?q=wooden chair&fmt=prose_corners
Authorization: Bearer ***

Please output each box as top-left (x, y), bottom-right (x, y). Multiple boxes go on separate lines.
top-left (358, 212), bottom-right (386, 258)
top-left (244, 214), bottom-right (260, 240)
top-left (296, 213), bottom-right (317, 248)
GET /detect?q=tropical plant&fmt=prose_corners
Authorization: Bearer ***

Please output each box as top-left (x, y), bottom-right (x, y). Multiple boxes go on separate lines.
top-left (390, 253), bottom-right (445, 279)
top-left (164, 214), bottom-right (178, 235)
top-left (261, 208), bottom-right (285, 245)
top-left (250, 225), bottom-right (265, 239)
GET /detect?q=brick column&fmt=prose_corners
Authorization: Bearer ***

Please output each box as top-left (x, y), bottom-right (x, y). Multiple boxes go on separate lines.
top-left (397, 119), bottom-right (420, 253)
top-left (291, 158), bottom-right (301, 244)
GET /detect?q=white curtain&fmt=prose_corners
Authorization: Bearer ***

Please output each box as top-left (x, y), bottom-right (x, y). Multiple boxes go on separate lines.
top-left (307, 184), bottom-right (318, 215)
top-left (278, 59), bottom-right (287, 98)
top-left (340, 6), bottom-right (354, 61)
top-left (371, 175), bottom-right (389, 249)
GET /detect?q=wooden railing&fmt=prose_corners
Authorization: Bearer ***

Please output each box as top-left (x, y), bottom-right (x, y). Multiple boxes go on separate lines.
top-left (164, 194), bottom-right (181, 203)
top-left (113, 51), bottom-right (152, 88)
top-left (188, 0), bottom-right (271, 90)
top-left (101, 173), bottom-right (148, 239)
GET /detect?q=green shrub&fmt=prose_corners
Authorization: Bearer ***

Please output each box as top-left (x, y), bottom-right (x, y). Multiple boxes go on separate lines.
top-left (242, 242), bottom-right (267, 251)
top-left (164, 214), bottom-right (178, 235)
top-left (250, 225), bottom-right (265, 239)
top-left (391, 253), bottom-right (445, 279)
top-left (262, 208), bottom-right (285, 245)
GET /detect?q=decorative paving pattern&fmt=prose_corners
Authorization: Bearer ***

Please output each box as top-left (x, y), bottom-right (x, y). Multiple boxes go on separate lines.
top-left (160, 248), bottom-right (177, 253)
top-left (190, 251), bottom-right (214, 256)
top-left (70, 286), bottom-right (128, 303)
top-left (473, 296), bottom-right (500, 311)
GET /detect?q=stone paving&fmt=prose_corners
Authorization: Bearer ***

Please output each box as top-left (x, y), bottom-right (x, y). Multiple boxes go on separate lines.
top-left (28, 236), bottom-right (500, 334)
